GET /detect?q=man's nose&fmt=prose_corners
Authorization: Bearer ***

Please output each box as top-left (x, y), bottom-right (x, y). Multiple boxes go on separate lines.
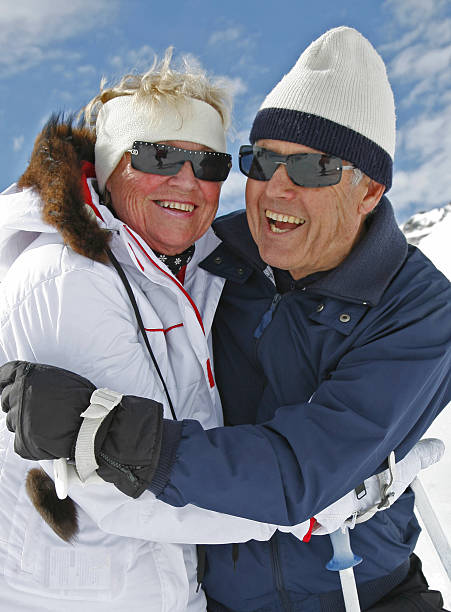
top-left (265, 164), bottom-right (297, 199)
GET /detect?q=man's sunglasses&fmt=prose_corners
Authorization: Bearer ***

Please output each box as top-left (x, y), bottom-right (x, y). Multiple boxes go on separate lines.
top-left (128, 141), bottom-right (232, 182)
top-left (239, 145), bottom-right (354, 188)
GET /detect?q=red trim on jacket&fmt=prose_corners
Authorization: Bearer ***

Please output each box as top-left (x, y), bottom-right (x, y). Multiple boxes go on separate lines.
top-left (124, 227), bottom-right (215, 388)
top-left (145, 323), bottom-right (184, 334)
top-left (176, 265), bottom-right (187, 284)
top-left (81, 161), bottom-right (104, 221)
top-left (302, 518), bottom-right (317, 543)
top-left (206, 358), bottom-right (215, 388)
top-left (127, 242), bottom-right (145, 271)
top-left (124, 226), bottom-right (205, 334)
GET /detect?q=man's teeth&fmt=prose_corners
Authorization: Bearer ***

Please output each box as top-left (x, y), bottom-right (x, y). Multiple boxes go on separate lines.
top-left (266, 210), bottom-right (305, 233)
top-left (270, 225), bottom-right (290, 233)
top-left (156, 201), bottom-right (194, 212)
top-left (265, 210), bottom-right (305, 225)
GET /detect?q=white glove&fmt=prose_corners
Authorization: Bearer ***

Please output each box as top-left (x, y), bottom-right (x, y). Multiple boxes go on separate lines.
top-left (282, 438), bottom-right (444, 540)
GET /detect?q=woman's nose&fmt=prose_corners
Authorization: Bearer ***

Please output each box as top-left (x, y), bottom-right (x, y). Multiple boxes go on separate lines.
top-left (168, 161), bottom-right (197, 189)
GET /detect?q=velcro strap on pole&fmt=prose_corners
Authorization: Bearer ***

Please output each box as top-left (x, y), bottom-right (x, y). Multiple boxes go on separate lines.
top-left (75, 388), bottom-right (123, 482)
top-left (353, 451), bottom-right (397, 525)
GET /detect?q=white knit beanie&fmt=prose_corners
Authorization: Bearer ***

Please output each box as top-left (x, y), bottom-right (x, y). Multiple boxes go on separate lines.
top-left (250, 26), bottom-right (396, 189)
top-left (95, 95), bottom-right (227, 193)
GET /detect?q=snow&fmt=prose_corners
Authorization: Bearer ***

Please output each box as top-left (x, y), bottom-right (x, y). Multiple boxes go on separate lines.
top-left (414, 408), bottom-right (451, 607)
top-left (418, 215), bottom-right (451, 280)
top-left (403, 206), bottom-right (451, 607)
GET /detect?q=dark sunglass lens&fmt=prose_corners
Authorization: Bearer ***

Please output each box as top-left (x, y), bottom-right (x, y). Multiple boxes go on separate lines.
top-left (129, 143), bottom-right (156, 173)
top-left (239, 146), bottom-right (270, 181)
top-left (153, 145), bottom-right (185, 175)
top-left (193, 156), bottom-right (231, 181)
top-left (131, 143), bottom-right (230, 181)
top-left (238, 146), bottom-right (253, 178)
top-left (130, 143), bottom-right (182, 176)
top-left (290, 154), bottom-right (342, 187)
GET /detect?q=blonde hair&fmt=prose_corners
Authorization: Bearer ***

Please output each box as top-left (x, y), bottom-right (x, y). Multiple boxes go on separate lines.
top-left (82, 47), bottom-right (231, 133)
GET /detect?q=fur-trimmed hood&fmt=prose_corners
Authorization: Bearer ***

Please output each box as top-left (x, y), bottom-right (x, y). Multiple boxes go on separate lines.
top-left (0, 117), bottom-right (117, 540)
top-left (2, 116), bottom-right (111, 266)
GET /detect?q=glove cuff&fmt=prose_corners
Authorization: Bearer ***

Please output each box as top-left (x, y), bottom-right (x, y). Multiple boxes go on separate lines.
top-left (148, 419), bottom-right (183, 496)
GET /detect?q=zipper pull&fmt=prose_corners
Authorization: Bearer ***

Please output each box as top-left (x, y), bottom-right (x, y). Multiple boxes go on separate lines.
top-left (254, 294), bottom-right (282, 339)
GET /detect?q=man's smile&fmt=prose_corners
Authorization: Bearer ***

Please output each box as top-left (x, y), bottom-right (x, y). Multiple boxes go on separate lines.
top-left (265, 209), bottom-right (305, 233)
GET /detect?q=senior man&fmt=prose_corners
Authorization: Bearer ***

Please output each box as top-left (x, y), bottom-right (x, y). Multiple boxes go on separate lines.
top-left (2, 27), bottom-right (450, 612)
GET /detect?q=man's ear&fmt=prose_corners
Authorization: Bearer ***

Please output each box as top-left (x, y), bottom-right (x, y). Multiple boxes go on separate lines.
top-left (358, 179), bottom-right (385, 215)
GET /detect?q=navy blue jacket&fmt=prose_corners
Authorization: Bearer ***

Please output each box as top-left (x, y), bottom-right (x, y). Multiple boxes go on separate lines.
top-left (150, 198), bottom-right (451, 611)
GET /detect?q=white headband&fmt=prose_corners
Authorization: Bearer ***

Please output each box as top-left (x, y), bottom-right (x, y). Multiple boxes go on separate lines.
top-left (95, 95), bottom-right (227, 192)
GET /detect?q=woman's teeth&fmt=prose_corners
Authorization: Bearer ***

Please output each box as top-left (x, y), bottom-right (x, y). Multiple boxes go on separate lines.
top-left (156, 201), bottom-right (194, 212)
top-left (265, 209), bottom-right (305, 233)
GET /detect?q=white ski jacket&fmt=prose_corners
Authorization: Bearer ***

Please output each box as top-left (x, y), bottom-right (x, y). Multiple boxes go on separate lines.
top-left (0, 177), bottom-right (284, 612)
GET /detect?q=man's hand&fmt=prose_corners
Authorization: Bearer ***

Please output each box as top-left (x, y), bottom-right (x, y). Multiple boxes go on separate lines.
top-left (0, 360), bottom-right (164, 498)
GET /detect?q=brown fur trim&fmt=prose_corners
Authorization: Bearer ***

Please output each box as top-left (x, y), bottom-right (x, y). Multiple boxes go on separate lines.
top-left (26, 468), bottom-right (79, 543)
top-left (18, 114), bottom-right (110, 262)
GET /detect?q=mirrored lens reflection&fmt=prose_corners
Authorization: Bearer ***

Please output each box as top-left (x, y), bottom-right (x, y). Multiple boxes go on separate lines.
top-left (239, 145), bottom-right (343, 188)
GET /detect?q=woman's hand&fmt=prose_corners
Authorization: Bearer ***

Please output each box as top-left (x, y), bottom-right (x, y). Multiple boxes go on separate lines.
top-left (0, 360), bottom-right (95, 460)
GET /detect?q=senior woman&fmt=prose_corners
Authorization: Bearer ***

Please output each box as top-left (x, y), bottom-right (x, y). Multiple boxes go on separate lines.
top-left (0, 52), bottom-right (290, 612)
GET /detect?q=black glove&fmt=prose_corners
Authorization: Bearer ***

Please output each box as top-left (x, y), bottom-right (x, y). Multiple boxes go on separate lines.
top-left (0, 361), bottom-right (164, 498)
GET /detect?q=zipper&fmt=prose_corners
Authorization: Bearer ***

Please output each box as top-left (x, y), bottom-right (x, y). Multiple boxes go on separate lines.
top-left (270, 534), bottom-right (292, 612)
top-left (254, 293), bottom-right (282, 339)
top-left (99, 451), bottom-right (142, 483)
top-left (18, 362), bottom-right (35, 458)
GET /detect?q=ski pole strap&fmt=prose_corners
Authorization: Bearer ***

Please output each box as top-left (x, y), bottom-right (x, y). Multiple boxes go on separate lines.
top-left (75, 387), bottom-right (123, 482)
top-left (352, 451), bottom-right (396, 525)
top-left (377, 451), bottom-right (396, 509)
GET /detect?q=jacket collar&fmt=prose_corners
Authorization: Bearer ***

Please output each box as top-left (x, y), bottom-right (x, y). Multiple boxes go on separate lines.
top-left (15, 115), bottom-right (110, 263)
top-left (209, 197), bottom-right (407, 306)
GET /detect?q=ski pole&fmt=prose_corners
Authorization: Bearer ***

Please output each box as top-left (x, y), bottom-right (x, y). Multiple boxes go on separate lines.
top-left (326, 526), bottom-right (362, 612)
top-left (411, 476), bottom-right (451, 581)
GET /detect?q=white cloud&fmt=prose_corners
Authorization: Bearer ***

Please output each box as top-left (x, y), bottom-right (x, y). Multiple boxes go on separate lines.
top-left (390, 44), bottom-right (451, 82)
top-left (12, 135), bottom-right (24, 152)
top-left (218, 76), bottom-right (247, 97)
top-left (228, 128), bottom-right (251, 145)
top-left (109, 45), bottom-right (157, 73)
top-left (382, 0), bottom-right (451, 215)
top-left (383, 0), bottom-right (451, 98)
top-left (384, 0), bottom-right (449, 28)
top-left (379, 27), bottom-right (422, 54)
top-left (77, 65), bottom-right (96, 76)
top-left (207, 22), bottom-right (261, 71)
top-left (391, 153), bottom-right (451, 214)
top-left (390, 103), bottom-right (451, 213)
top-left (0, 0), bottom-right (118, 78)
top-left (218, 171), bottom-right (246, 215)
top-left (225, 77), bottom-right (247, 96)
top-left (208, 27), bottom-right (241, 46)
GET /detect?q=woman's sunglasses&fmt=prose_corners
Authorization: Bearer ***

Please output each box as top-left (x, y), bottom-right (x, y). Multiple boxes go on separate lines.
top-left (128, 141), bottom-right (232, 182)
top-left (239, 145), bottom-right (354, 188)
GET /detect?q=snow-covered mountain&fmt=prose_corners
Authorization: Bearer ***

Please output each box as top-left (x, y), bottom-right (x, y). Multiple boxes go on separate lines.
top-left (401, 203), bottom-right (451, 280)
top-left (401, 203), bottom-right (450, 605)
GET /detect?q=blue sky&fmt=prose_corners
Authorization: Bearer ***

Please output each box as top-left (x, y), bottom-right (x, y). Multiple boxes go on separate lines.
top-left (1, 0), bottom-right (450, 222)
